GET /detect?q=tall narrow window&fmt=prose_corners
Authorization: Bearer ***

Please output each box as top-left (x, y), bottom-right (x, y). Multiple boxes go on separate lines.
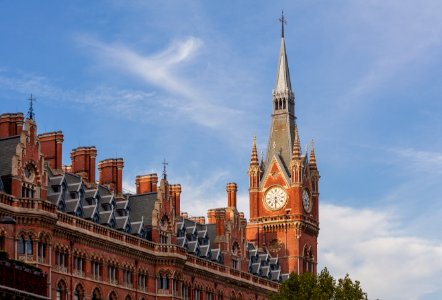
top-left (18, 235), bottom-right (25, 255)
top-left (92, 261), bottom-right (101, 280)
top-left (26, 235), bottom-right (33, 255)
top-left (37, 241), bottom-right (46, 263)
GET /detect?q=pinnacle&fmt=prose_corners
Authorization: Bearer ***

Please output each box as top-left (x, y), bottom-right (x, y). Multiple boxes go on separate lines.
top-left (250, 136), bottom-right (259, 167)
top-left (292, 126), bottom-right (301, 160)
top-left (309, 140), bottom-right (317, 170)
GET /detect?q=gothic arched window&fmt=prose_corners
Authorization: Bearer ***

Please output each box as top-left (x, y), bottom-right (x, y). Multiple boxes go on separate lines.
top-left (92, 288), bottom-right (101, 300)
top-left (56, 280), bottom-right (67, 300)
top-left (74, 284), bottom-right (84, 300)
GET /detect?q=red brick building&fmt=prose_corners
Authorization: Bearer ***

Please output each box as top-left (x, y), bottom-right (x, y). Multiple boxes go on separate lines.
top-left (0, 25), bottom-right (318, 300)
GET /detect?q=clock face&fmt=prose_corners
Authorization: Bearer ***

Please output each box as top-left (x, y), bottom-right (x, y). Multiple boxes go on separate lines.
top-left (264, 186), bottom-right (287, 211)
top-left (302, 189), bottom-right (311, 212)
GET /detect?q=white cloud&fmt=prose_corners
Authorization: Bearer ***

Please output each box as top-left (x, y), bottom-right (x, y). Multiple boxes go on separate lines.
top-left (319, 203), bottom-right (442, 300)
top-left (76, 36), bottom-right (244, 129)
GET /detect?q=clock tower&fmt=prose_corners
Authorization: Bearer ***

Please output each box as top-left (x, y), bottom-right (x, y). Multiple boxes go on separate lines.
top-left (246, 15), bottom-right (320, 275)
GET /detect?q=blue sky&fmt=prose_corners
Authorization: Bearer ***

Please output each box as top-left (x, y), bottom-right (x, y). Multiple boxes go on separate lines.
top-left (1, 1), bottom-right (442, 299)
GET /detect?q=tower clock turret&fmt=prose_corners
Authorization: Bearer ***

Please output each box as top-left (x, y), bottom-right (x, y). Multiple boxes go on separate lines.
top-left (246, 13), bottom-right (320, 275)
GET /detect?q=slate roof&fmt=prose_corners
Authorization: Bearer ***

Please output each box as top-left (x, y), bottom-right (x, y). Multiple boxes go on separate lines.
top-left (127, 193), bottom-right (156, 225)
top-left (0, 136), bottom-right (20, 177)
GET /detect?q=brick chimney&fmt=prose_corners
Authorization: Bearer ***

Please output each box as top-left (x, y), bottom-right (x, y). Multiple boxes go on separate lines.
top-left (215, 209), bottom-right (226, 237)
top-left (98, 158), bottom-right (124, 197)
top-left (135, 173), bottom-right (158, 194)
top-left (0, 113), bottom-right (24, 138)
top-left (207, 209), bottom-right (216, 224)
top-left (39, 131), bottom-right (64, 170)
top-left (226, 182), bottom-right (238, 208)
top-left (71, 146), bottom-right (97, 184)
top-left (170, 184), bottom-right (182, 217)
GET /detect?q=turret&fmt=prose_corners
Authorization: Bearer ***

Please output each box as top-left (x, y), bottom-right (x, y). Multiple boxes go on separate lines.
top-left (248, 137), bottom-right (260, 220)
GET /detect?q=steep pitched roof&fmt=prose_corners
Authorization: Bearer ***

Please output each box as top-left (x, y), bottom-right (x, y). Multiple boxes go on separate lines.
top-left (0, 136), bottom-right (20, 177)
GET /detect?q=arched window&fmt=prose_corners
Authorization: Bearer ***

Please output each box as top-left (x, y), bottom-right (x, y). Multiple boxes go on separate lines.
top-left (125, 295), bottom-right (132, 300)
top-left (92, 288), bottom-right (101, 300)
top-left (109, 291), bottom-right (117, 300)
top-left (56, 280), bottom-right (67, 300)
top-left (74, 284), bottom-right (84, 300)
top-left (18, 235), bottom-right (25, 255)
top-left (26, 235), bottom-right (33, 255)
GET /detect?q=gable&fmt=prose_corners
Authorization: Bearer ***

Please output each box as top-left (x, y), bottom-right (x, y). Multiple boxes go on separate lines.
top-left (260, 154), bottom-right (290, 189)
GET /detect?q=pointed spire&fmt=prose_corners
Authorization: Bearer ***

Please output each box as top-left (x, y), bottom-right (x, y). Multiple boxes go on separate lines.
top-left (309, 140), bottom-right (317, 170)
top-left (250, 136), bottom-right (259, 167)
top-left (274, 14), bottom-right (292, 92)
top-left (292, 126), bottom-right (301, 160)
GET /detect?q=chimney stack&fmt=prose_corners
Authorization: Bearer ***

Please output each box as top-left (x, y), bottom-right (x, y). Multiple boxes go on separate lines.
top-left (39, 131), bottom-right (64, 170)
top-left (98, 158), bottom-right (124, 197)
top-left (71, 146), bottom-right (97, 184)
top-left (226, 182), bottom-right (238, 208)
top-left (170, 184), bottom-right (182, 217)
top-left (0, 113), bottom-right (24, 138)
top-left (215, 209), bottom-right (226, 237)
top-left (207, 209), bottom-right (216, 224)
top-left (135, 173), bottom-right (158, 194)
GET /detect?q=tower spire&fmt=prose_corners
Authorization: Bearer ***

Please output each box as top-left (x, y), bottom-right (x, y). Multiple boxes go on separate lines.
top-left (265, 13), bottom-right (296, 175)
top-left (274, 13), bottom-right (291, 92)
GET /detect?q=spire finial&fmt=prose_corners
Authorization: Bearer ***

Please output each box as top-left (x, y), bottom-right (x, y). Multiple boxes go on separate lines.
top-left (27, 94), bottom-right (36, 120)
top-left (162, 159), bottom-right (168, 180)
top-left (279, 10), bottom-right (287, 38)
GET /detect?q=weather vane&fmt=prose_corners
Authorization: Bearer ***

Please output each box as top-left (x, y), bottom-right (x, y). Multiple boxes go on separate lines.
top-left (162, 159), bottom-right (168, 180)
top-left (279, 11), bottom-right (287, 38)
top-left (28, 94), bottom-right (36, 120)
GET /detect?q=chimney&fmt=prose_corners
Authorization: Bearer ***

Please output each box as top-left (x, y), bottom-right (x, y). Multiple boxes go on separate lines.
top-left (226, 182), bottom-right (238, 208)
top-left (170, 184), bottom-right (182, 217)
top-left (215, 209), bottom-right (226, 237)
top-left (71, 146), bottom-right (97, 184)
top-left (207, 209), bottom-right (216, 224)
top-left (98, 158), bottom-right (124, 197)
top-left (135, 173), bottom-right (158, 194)
top-left (63, 165), bottom-right (72, 173)
top-left (39, 131), bottom-right (64, 170)
top-left (0, 113), bottom-right (24, 138)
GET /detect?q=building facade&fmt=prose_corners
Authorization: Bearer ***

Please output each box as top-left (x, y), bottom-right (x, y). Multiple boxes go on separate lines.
top-left (0, 25), bottom-right (318, 300)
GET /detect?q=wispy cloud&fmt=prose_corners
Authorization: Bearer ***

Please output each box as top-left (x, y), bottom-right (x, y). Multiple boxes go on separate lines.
top-left (76, 35), bottom-right (245, 129)
top-left (320, 203), bottom-right (442, 300)
top-left (0, 70), bottom-right (159, 120)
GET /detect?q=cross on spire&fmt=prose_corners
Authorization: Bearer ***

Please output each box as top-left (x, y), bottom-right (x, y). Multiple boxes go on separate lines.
top-left (28, 94), bottom-right (36, 120)
top-left (162, 159), bottom-right (168, 180)
top-left (279, 10), bottom-right (287, 38)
